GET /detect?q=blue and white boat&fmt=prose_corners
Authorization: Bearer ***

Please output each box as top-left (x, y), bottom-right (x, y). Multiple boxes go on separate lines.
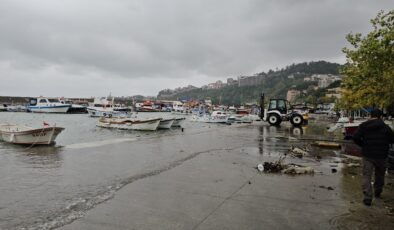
top-left (27, 97), bottom-right (71, 113)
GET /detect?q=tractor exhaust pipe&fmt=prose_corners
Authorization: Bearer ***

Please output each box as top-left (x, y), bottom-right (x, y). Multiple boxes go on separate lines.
top-left (260, 92), bottom-right (265, 120)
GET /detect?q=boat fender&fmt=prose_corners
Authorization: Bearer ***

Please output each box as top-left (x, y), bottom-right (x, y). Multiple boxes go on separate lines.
top-left (10, 133), bottom-right (15, 142)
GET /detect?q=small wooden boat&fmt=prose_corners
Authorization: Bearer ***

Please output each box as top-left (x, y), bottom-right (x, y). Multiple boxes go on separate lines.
top-left (158, 118), bottom-right (175, 129)
top-left (0, 123), bottom-right (65, 145)
top-left (172, 117), bottom-right (186, 127)
top-left (97, 117), bottom-right (161, 131)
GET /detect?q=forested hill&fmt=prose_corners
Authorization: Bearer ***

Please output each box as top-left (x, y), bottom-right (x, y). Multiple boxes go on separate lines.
top-left (157, 61), bottom-right (341, 105)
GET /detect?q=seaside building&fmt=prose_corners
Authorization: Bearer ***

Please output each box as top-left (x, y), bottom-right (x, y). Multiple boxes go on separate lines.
top-left (305, 74), bottom-right (341, 88)
top-left (226, 78), bottom-right (238, 86)
top-left (286, 89), bottom-right (301, 102)
top-left (207, 80), bottom-right (225, 89)
top-left (325, 87), bottom-right (342, 99)
top-left (237, 75), bottom-right (264, 87)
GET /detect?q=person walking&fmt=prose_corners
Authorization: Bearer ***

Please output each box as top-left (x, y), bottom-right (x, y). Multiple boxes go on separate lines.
top-left (353, 109), bottom-right (394, 206)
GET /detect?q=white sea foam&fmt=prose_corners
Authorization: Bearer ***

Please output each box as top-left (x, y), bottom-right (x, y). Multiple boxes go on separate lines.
top-left (64, 138), bottom-right (137, 149)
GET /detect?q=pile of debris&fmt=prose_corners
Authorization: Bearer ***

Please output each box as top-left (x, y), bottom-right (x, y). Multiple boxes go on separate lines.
top-left (289, 146), bottom-right (309, 158)
top-left (256, 155), bottom-right (314, 175)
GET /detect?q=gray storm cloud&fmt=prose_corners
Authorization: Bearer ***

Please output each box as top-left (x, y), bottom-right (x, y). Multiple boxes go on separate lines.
top-left (0, 0), bottom-right (392, 97)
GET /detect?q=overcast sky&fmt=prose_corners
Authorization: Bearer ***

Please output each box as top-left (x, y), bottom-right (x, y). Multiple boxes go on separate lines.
top-left (0, 0), bottom-right (392, 98)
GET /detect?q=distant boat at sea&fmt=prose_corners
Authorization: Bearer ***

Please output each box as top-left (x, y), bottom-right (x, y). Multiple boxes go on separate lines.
top-left (59, 98), bottom-right (88, 114)
top-left (191, 111), bottom-right (229, 123)
top-left (87, 97), bottom-right (131, 117)
top-left (27, 97), bottom-right (71, 113)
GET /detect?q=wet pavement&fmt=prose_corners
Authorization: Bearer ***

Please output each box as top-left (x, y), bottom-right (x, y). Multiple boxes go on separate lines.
top-left (58, 122), bottom-right (394, 230)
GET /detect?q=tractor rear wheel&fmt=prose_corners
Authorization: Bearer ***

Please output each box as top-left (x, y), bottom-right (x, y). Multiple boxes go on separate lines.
top-left (268, 114), bottom-right (282, 126)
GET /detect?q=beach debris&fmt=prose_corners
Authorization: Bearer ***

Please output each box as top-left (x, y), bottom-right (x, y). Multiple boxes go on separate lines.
top-left (257, 164), bottom-right (264, 172)
top-left (289, 146), bottom-right (309, 158)
top-left (319, 185), bottom-right (334, 191)
top-left (312, 141), bottom-right (341, 148)
top-left (282, 165), bottom-right (314, 174)
top-left (263, 161), bottom-right (285, 173)
top-left (257, 156), bottom-right (314, 175)
top-left (346, 163), bottom-right (361, 168)
top-left (288, 136), bottom-right (298, 141)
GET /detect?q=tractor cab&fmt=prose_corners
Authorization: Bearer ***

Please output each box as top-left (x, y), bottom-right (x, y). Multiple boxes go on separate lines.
top-left (268, 99), bottom-right (291, 115)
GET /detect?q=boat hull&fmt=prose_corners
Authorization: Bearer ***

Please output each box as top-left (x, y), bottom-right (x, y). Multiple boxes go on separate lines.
top-left (0, 126), bottom-right (65, 145)
top-left (191, 115), bottom-right (228, 123)
top-left (97, 118), bottom-right (161, 131)
top-left (28, 105), bottom-right (70, 113)
top-left (158, 119), bottom-right (175, 129)
top-left (172, 118), bottom-right (186, 127)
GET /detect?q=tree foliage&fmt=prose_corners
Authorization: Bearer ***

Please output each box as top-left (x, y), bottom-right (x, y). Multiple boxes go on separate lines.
top-left (340, 10), bottom-right (394, 110)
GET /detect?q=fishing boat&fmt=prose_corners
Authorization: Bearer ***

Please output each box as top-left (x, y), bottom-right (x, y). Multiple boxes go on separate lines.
top-left (97, 117), bottom-right (162, 131)
top-left (0, 105), bottom-right (7, 112)
top-left (191, 111), bottom-right (229, 123)
top-left (172, 101), bottom-right (185, 113)
top-left (27, 97), bottom-right (71, 113)
top-left (172, 117), bottom-right (186, 127)
top-left (135, 101), bottom-right (160, 112)
top-left (158, 118), bottom-right (175, 129)
top-left (227, 109), bottom-right (254, 123)
top-left (59, 99), bottom-right (88, 114)
top-left (87, 98), bottom-right (122, 117)
top-left (0, 123), bottom-right (65, 145)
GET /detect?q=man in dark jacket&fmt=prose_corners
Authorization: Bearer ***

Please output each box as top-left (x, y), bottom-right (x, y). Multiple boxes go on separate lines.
top-left (353, 109), bottom-right (394, 206)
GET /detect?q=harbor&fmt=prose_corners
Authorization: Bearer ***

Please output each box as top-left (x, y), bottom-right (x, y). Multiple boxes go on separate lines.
top-left (1, 1), bottom-right (394, 229)
top-left (0, 111), bottom-right (393, 229)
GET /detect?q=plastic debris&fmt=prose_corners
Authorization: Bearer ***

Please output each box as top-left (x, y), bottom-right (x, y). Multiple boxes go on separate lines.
top-left (319, 185), bottom-right (334, 191)
top-left (257, 164), bottom-right (264, 172)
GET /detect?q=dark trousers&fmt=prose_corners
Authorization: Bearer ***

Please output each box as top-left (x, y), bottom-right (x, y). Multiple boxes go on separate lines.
top-left (362, 157), bottom-right (386, 200)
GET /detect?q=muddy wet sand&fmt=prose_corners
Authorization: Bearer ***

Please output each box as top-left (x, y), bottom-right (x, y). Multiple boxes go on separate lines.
top-left (57, 123), bottom-right (394, 230)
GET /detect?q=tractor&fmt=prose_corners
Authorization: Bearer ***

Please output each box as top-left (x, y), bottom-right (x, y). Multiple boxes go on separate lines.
top-left (259, 93), bottom-right (304, 127)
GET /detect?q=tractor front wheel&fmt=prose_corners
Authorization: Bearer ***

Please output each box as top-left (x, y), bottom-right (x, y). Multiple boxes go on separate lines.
top-left (290, 114), bottom-right (303, 126)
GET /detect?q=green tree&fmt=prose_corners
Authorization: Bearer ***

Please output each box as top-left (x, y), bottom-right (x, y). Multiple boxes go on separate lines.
top-left (340, 10), bottom-right (394, 110)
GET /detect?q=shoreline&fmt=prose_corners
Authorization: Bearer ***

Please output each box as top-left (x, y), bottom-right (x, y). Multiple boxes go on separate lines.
top-left (56, 123), bottom-right (394, 230)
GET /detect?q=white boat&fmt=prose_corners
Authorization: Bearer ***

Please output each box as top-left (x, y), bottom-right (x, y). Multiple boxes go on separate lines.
top-left (191, 111), bottom-right (229, 123)
top-left (0, 123), bottom-right (65, 145)
top-left (172, 101), bottom-right (187, 114)
top-left (87, 98), bottom-right (131, 117)
top-left (4, 105), bottom-right (27, 112)
top-left (172, 117), bottom-right (186, 127)
top-left (227, 109), bottom-right (253, 123)
top-left (97, 117), bottom-right (162, 131)
top-left (27, 97), bottom-right (71, 113)
top-left (158, 118), bottom-right (175, 129)
top-left (0, 105), bottom-right (7, 112)
top-left (60, 99), bottom-right (87, 114)
top-left (87, 98), bottom-right (115, 117)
